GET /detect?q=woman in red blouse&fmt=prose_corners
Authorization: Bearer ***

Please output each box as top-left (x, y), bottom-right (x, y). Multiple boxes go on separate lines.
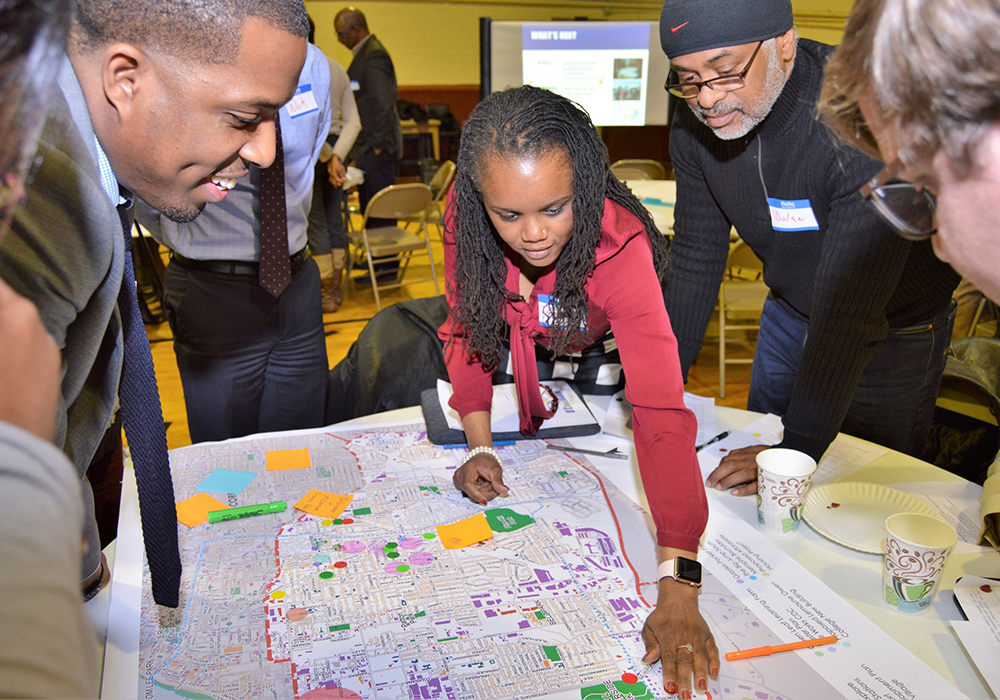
top-left (438, 85), bottom-right (717, 698)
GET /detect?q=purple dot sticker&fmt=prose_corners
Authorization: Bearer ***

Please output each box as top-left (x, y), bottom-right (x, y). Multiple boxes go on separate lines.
top-left (341, 540), bottom-right (366, 553)
top-left (399, 538), bottom-right (423, 550)
top-left (409, 552), bottom-right (434, 566)
top-left (384, 563), bottom-right (407, 575)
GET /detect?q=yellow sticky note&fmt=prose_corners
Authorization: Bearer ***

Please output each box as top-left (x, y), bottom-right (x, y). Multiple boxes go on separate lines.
top-left (294, 489), bottom-right (354, 519)
top-left (266, 448), bottom-right (311, 471)
top-left (176, 493), bottom-right (229, 528)
top-left (436, 513), bottom-right (494, 549)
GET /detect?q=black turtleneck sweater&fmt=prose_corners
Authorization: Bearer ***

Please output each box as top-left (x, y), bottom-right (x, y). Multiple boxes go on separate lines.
top-left (664, 39), bottom-right (960, 461)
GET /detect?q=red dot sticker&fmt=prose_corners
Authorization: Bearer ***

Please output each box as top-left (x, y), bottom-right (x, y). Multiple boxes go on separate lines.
top-left (982, 584), bottom-right (993, 593)
top-left (621, 673), bottom-right (638, 684)
top-left (333, 561), bottom-right (347, 569)
top-left (341, 518), bottom-right (354, 524)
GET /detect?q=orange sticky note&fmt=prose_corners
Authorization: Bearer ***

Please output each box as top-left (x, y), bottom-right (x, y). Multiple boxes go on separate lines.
top-left (294, 489), bottom-right (354, 519)
top-left (436, 513), bottom-right (494, 549)
top-left (176, 493), bottom-right (229, 527)
top-left (266, 448), bottom-right (311, 471)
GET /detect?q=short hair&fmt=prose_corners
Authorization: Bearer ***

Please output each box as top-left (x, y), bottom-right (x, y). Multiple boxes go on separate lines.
top-left (1, 0), bottom-right (71, 178)
top-left (335, 7), bottom-right (368, 32)
top-left (72, 0), bottom-right (310, 64)
top-left (820, 0), bottom-right (1000, 175)
top-left (447, 85), bottom-right (670, 367)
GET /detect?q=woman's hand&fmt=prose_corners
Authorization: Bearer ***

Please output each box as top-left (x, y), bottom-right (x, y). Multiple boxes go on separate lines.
top-left (641, 576), bottom-right (719, 699)
top-left (452, 451), bottom-right (508, 505)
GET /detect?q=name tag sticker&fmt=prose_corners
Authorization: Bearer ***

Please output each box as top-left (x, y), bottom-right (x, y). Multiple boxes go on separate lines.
top-left (767, 198), bottom-right (820, 232)
top-left (350, 80), bottom-right (361, 92)
top-left (538, 294), bottom-right (557, 327)
top-left (285, 84), bottom-right (319, 119)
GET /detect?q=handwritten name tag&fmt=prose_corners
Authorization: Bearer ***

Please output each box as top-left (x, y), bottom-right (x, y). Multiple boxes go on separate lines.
top-left (285, 84), bottom-right (319, 119)
top-left (767, 198), bottom-right (820, 232)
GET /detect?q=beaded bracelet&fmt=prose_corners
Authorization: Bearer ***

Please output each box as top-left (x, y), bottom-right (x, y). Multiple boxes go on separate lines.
top-left (462, 446), bottom-right (503, 467)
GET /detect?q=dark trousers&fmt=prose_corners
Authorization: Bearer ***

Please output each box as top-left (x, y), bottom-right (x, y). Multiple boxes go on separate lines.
top-left (162, 257), bottom-right (328, 444)
top-left (307, 148), bottom-right (348, 255)
top-left (355, 147), bottom-right (399, 229)
top-left (748, 297), bottom-right (956, 457)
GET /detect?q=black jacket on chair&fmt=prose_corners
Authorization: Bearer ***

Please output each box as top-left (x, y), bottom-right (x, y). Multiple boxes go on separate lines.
top-left (347, 35), bottom-right (403, 160)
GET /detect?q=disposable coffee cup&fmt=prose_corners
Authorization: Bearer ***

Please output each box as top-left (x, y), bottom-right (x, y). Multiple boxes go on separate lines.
top-left (883, 512), bottom-right (957, 614)
top-left (756, 448), bottom-right (818, 536)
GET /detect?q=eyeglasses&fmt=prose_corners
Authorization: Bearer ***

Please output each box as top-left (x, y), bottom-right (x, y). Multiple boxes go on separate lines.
top-left (859, 158), bottom-right (937, 240)
top-left (665, 41), bottom-right (764, 99)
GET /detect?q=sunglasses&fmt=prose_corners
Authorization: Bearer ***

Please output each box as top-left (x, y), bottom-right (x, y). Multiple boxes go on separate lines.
top-left (859, 158), bottom-right (937, 241)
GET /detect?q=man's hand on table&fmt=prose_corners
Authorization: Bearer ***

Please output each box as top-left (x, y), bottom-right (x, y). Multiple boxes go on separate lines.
top-left (642, 577), bottom-right (719, 699)
top-left (706, 444), bottom-right (770, 496)
top-left (453, 453), bottom-right (509, 505)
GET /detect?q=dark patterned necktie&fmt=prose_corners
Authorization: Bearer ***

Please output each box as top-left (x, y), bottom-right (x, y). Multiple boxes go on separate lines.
top-left (258, 113), bottom-right (291, 297)
top-left (116, 195), bottom-right (182, 608)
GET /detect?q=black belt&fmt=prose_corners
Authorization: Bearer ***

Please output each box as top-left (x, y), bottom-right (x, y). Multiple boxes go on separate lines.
top-left (171, 247), bottom-right (310, 277)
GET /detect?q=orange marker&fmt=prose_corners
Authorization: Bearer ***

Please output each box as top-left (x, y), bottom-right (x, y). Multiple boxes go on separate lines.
top-left (725, 636), bottom-right (838, 661)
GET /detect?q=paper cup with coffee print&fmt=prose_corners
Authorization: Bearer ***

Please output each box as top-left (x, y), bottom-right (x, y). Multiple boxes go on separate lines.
top-left (883, 513), bottom-right (957, 614)
top-left (756, 448), bottom-right (818, 536)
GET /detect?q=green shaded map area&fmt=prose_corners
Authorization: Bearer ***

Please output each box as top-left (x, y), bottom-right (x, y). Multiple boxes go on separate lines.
top-left (579, 680), bottom-right (654, 700)
top-left (485, 508), bottom-right (535, 533)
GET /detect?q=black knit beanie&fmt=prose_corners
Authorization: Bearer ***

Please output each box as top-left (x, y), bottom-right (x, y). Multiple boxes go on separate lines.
top-left (660, 0), bottom-right (794, 59)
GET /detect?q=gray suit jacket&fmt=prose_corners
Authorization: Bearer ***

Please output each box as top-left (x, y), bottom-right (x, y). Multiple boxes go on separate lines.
top-left (347, 35), bottom-right (403, 159)
top-left (0, 56), bottom-right (125, 576)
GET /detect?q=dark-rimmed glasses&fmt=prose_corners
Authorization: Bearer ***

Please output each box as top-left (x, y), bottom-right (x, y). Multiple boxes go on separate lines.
top-left (664, 41), bottom-right (764, 99)
top-left (859, 158), bottom-right (937, 240)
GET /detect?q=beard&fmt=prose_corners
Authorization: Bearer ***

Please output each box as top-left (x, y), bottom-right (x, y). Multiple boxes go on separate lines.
top-left (690, 40), bottom-right (788, 141)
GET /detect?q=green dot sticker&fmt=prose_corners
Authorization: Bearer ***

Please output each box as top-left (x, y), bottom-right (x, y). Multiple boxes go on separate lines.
top-left (397, 565), bottom-right (410, 572)
top-left (319, 571), bottom-right (334, 580)
top-left (333, 519), bottom-right (343, 525)
top-left (423, 533), bottom-right (436, 540)
top-left (387, 551), bottom-right (400, 559)
top-left (386, 542), bottom-right (399, 549)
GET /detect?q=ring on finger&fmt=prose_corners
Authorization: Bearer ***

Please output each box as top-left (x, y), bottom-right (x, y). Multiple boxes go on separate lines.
top-left (677, 644), bottom-right (694, 653)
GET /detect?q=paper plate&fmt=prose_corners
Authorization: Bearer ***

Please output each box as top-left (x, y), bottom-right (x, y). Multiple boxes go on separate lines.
top-left (802, 482), bottom-right (940, 554)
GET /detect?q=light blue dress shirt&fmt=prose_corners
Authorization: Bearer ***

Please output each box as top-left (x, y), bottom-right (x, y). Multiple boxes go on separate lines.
top-left (139, 43), bottom-right (332, 261)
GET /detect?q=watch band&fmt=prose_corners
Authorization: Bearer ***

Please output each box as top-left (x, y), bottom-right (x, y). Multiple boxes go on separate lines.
top-left (657, 558), bottom-right (702, 588)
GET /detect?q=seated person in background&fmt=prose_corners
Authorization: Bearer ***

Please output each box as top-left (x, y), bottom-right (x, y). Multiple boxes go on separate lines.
top-left (0, 0), bottom-right (99, 695)
top-left (438, 85), bottom-right (717, 698)
top-left (817, 0), bottom-right (1000, 547)
top-left (658, 0), bottom-right (960, 496)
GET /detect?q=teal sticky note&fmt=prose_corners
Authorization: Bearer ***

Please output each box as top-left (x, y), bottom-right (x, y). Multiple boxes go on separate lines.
top-left (196, 469), bottom-right (256, 495)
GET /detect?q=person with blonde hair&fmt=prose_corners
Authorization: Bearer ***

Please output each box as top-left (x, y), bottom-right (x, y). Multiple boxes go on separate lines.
top-left (819, 0), bottom-right (1000, 549)
top-left (819, 0), bottom-right (1000, 303)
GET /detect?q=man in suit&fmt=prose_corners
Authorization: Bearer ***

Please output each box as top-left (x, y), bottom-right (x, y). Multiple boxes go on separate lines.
top-left (0, 0), bottom-right (311, 607)
top-left (335, 6), bottom-right (402, 229)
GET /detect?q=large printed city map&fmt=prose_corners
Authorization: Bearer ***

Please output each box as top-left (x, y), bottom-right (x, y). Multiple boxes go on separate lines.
top-left (136, 422), bottom-right (966, 700)
top-left (140, 423), bottom-right (673, 700)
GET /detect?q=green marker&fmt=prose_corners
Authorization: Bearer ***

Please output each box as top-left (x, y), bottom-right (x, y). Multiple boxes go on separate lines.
top-left (208, 500), bottom-right (287, 523)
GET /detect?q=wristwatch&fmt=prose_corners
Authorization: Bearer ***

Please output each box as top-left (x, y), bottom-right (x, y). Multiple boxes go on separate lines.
top-left (657, 557), bottom-right (703, 588)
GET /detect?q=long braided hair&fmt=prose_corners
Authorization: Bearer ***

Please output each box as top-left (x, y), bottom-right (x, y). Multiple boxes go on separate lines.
top-left (448, 85), bottom-right (669, 369)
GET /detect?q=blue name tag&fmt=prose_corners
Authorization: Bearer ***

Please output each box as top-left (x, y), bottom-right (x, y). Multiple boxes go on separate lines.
top-left (285, 83), bottom-right (319, 119)
top-left (767, 198), bottom-right (820, 232)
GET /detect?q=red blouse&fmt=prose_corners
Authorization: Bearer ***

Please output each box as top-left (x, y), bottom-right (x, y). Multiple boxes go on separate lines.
top-left (438, 197), bottom-right (708, 552)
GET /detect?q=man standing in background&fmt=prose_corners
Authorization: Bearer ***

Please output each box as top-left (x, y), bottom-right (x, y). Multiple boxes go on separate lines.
top-left (335, 6), bottom-right (402, 230)
top-left (138, 42), bottom-right (332, 445)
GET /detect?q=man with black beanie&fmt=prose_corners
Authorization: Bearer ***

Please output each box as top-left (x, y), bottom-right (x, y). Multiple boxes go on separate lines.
top-left (658, 0), bottom-right (960, 493)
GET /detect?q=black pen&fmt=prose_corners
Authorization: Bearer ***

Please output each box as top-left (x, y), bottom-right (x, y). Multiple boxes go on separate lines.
top-left (696, 431), bottom-right (730, 451)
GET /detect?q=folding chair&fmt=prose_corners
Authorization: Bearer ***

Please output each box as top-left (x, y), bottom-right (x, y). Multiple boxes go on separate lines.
top-left (345, 183), bottom-right (438, 310)
top-left (718, 240), bottom-right (768, 397)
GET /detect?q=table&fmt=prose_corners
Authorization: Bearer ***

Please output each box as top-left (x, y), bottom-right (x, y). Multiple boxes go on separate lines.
top-left (625, 179), bottom-right (675, 235)
top-left (400, 118), bottom-right (441, 161)
top-left (95, 404), bottom-right (997, 698)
